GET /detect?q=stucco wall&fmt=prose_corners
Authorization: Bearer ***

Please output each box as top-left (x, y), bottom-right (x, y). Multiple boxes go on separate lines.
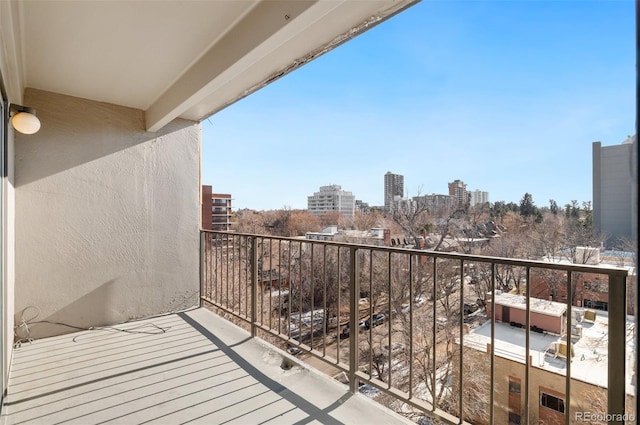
top-left (14, 89), bottom-right (200, 339)
top-left (4, 120), bottom-right (15, 390)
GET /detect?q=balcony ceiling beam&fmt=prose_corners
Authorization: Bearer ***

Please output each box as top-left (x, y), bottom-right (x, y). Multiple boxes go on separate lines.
top-left (145, 0), bottom-right (417, 132)
top-left (145, 0), bottom-right (318, 132)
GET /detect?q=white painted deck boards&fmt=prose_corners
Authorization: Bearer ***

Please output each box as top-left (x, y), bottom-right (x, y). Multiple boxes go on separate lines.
top-left (2, 308), bottom-right (411, 425)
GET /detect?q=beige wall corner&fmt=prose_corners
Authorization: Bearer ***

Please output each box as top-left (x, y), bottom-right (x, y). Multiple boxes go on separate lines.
top-left (14, 89), bottom-right (200, 339)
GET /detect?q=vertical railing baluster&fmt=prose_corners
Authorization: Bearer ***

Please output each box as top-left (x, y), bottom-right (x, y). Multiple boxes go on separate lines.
top-left (199, 232), bottom-right (204, 307)
top-left (298, 241), bottom-right (303, 342)
top-left (387, 251), bottom-right (392, 388)
top-left (226, 234), bottom-right (230, 308)
top-left (490, 262), bottom-right (496, 425)
top-left (337, 246), bottom-right (341, 364)
top-left (608, 271), bottom-right (627, 424)
top-left (311, 244), bottom-right (315, 350)
top-left (565, 271), bottom-right (572, 425)
top-left (215, 234), bottom-right (218, 304)
top-left (238, 236), bottom-right (242, 316)
top-left (287, 240), bottom-right (292, 340)
top-left (269, 238), bottom-right (273, 330)
top-left (368, 250), bottom-right (373, 381)
top-left (349, 246), bottom-right (359, 394)
top-left (260, 238), bottom-right (265, 326)
top-left (278, 240), bottom-right (282, 335)
top-left (250, 236), bottom-right (258, 338)
top-left (408, 253), bottom-right (413, 398)
top-left (432, 257), bottom-right (437, 411)
top-left (458, 258), bottom-right (464, 420)
top-left (232, 235), bottom-right (236, 313)
top-left (524, 266), bottom-right (531, 425)
top-left (245, 235), bottom-right (250, 318)
top-left (322, 244), bottom-right (327, 357)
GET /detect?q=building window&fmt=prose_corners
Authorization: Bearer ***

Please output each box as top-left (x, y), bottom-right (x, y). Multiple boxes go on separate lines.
top-left (583, 299), bottom-right (608, 311)
top-left (508, 377), bottom-right (522, 425)
top-left (508, 412), bottom-right (521, 425)
top-left (508, 377), bottom-right (521, 394)
top-left (540, 392), bottom-right (565, 413)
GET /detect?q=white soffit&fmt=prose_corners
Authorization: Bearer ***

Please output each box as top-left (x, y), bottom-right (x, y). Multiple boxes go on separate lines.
top-left (17, 0), bottom-right (418, 132)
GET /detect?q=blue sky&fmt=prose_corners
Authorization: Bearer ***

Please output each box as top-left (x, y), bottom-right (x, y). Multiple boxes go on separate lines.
top-left (202, 0), bottom-right (635, 211)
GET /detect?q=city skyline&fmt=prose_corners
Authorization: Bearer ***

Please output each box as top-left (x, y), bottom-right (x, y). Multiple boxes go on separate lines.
top-left (202, 1), bottom-right (634, 211)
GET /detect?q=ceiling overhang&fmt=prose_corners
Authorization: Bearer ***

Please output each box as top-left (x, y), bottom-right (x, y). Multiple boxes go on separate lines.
top-left (1, 0), bottom-right (419, 132)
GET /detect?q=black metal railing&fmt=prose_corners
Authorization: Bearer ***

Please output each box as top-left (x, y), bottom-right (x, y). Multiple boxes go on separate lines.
top-left (200, 230), bottom-right (631, 425)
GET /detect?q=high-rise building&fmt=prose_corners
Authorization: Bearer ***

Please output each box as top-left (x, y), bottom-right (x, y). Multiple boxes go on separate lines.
top-left (355, 200), bottom-right (370, 214)
top-left (470, 190), bottom-right (489, 207)
top-left (384, 172), bottom-right (404, 211)
top-left (308, 185), bottom-right (356, 217)
top-left (202, 185), bottom-right (233, 231)
top-left (593, 135), bottom-right (637, 245)
top-left (448, 179), bottom-right (469, 208)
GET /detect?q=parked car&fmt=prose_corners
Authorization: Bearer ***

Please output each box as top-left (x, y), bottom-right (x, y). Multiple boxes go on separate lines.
top-left (287, 346), bottom-right (302, 356)
top-left (341, 324), bottom-right (351, 338)
top-left (364, 313), bottom-right (386, 329)
top-left (464, 302), bottom-right (479, 315)
top-left (383, 342), bottom-right (405, 354)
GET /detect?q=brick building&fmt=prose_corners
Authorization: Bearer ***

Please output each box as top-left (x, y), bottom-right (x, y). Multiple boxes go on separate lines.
top-left (201, 185), bottom-right (232, 231)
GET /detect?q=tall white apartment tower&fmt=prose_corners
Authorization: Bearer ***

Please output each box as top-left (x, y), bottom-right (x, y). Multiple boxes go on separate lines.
top-left (384, 172), bottom-right (404, 211)
top-left (470, 190), bottom-right (489, 207)
top-left (308, 185), bottom-right (356, 217)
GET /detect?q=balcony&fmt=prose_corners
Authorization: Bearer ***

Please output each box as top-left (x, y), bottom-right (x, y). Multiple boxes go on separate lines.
top-left (0, 230), bottom-right (634, 424)
top-left (2, 2), bottom-right (633, 424)
top-left (199, 230), bottom-right (634, 425)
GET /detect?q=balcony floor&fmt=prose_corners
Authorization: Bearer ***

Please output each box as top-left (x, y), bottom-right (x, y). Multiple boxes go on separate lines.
top-left (1, 308), bottom-right (412, 425)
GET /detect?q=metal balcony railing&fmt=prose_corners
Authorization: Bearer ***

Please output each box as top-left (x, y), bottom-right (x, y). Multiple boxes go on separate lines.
top-left (199, 230), bottom-right (632, 425)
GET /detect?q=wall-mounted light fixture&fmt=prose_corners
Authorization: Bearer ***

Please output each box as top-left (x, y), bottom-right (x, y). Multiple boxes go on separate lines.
top-left (9, 104), bottom-right (41, 135)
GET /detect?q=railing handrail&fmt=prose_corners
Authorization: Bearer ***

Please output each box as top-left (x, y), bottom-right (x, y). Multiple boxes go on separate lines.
top-left (200, 229), bottom-right (630, 277)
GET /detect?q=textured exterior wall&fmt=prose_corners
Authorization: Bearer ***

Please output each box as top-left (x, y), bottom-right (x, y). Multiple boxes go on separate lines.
top-left (4, 118), bottom-right (16, 388)
top-left (15, 89), bottom-right (200, 339)
top-left (593, 140), bottom-right (637, 245)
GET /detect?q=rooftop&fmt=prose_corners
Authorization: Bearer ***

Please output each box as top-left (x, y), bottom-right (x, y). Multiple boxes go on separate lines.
top-left (462, 310), bottom-right (636, 396)
top-left (1, 308), bottom-right (412, 425)
top-left (489, 291), bottom-right (567, 317)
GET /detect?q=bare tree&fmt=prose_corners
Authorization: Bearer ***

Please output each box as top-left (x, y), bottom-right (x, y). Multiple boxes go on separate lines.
top-left (531, 212), bottom-right (565, 261)
top-left (391, 195), bottom-right (431, 246)
top-left (234, 209), bottom-right (268, 234)
top-left (352, 210), bottom-right (383, 231)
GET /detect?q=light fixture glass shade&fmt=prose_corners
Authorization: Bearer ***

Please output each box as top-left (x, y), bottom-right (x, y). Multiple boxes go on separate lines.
top-left (11, 112), bottom-right (41, 135)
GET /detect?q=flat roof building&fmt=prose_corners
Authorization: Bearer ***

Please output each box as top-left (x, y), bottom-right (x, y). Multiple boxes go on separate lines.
top-left (202, 185), bottom-right (232, 231)
top-left (592, 135), bottom-right (637, 246)
top-left (307, 185), bottom-right (356, 217)
top-left (459, 308), bottom-right (635, 424)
